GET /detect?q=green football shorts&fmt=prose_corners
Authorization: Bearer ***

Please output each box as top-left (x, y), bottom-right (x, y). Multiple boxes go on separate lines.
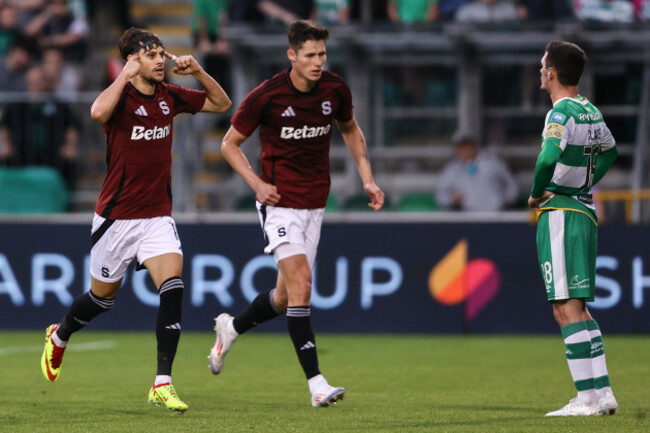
top-left (536, 209), bottom-right (597, 302)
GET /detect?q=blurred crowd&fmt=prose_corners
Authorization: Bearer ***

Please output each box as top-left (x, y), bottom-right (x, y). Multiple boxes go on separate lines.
top-left (0, 0), bottom-right (87, 193)
top-left (219, 0), bottom-right (649, 25)
top-left (0, 0), bottom-right (646, 211)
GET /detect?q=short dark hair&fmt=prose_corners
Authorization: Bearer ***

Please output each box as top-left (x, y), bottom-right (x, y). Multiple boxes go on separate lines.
top-left (287, 20), bottom-right (329, 51)
top-left (545, 41), bottom-right (587, 87)
top-left (119, 27), bottom-right (164, 60)
top-left (11, 35), bottom-right (38, 58)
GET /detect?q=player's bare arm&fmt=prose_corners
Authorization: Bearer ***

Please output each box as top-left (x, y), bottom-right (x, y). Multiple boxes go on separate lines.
top-left (90, 54), bottom-right (141, 124)
top-left (337, 117), bottom-right (384, 210)
top-left (165, 52), bottom-right (231, 113)
top-left (221, 126), bottom-right (281, 205)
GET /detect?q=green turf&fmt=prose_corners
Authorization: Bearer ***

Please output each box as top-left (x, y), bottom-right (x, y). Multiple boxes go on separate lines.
top-left (2, 331), bottom-right (649, 432)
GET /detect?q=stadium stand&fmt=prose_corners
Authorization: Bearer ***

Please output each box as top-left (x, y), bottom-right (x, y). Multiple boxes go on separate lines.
top-left (0, 0), bottom-right (648, 222)
top-left (0, 166), bottom-right (69, 213)
top-left (397, 192), bottom-right (441, 212)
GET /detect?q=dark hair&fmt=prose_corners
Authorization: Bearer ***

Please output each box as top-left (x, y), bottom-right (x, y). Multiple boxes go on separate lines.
top-left (11, 35), bottom-right (38, 57)
top-left (287, 20), bottom-right (329, 51)
top-left (545, 41), bottom-right (587, 87)
top-left (119, 27), bottom-right (164, 60)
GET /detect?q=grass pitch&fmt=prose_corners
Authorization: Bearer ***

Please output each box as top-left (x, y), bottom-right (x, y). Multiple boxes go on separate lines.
top-left (2, 331), bottom-right (649, 433)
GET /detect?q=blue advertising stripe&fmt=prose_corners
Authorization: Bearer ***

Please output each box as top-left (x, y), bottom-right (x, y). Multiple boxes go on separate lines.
top-left (0, 222), bottom-right (648, 333)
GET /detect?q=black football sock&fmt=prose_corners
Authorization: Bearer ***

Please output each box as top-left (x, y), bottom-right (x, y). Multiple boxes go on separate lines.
top-left (156, 277), bottom-right (184, 376)
top-left (287, 306), bottom-right (320, 380)
top-left (57, 290), bottom-right (114, 341)
top-left (232, 289), bottom-right (280, 334)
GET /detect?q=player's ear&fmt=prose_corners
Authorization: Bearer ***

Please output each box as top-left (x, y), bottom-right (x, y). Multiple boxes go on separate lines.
top-left (287, 48), bottom-right (296, 64)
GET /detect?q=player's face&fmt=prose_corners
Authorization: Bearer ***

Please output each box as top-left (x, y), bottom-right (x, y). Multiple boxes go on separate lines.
top-left (290, 40), bottom-right (327, 83)
top-left (540, 52), bottom-right (550, 92)
top-left (137, 45), bottom-right (166, 84)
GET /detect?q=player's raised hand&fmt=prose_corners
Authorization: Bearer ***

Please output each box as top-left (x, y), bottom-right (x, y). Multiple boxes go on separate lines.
top-left (123, 54), bottom-right (141, 79)
top-left (255, 182), bottom-right (281, 206)
top-left (364, 182), bottom-right (385, 211)
top-left (165, 52), bottom-right (201, 75)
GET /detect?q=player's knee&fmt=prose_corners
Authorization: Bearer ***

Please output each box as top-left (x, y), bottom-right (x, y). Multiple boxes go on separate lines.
top-left (552, 307), bottom-right (565, 325)
top-left (552, 302), bottom-right (579, 327)
top-left (286, 279), bottom-right (312, 305)
top-left (272, 290), bottom-right (289, 312)
top-left (295, 271), bottom-right (312, 297)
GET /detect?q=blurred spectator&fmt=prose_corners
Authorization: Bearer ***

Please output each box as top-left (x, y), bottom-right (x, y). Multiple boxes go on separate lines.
top-left (574, 0), bottom-right (634, 23)
top-left (12, 0), bottom-right (46, 30)
top-left (228, 0), bottom-right (265, 23)
top-left (634, 0), bottom-right (650, 19)
top-left (24, 0), bottom-right (88, 61)
top-left (0, 36), bottom-right (36, 94)
top-left (0, 65), bottom-right (80, 190)
top-left (350, 0), bottom-right (388, 23)
top-left (524, 0), bottom-right (573, 21)
top-left (455, 0), bottom-right (520, 23)
top-left (436, 133), bottom-right (518, 211)
top-left (192, 0), bottom-right (231, 108)
top-left (258, 0), bottom-right (315, 26)
top-left (314, 0), bottom-right (350, 25)
top-left (387, 0), bottom-right (439, 24)
top-left (41, 46), bottom-right (81, 98)
top-left (0, 2), bottom-right (20, 55)
top-left (453, 1), bottom-right (522, 146)
top-left (438, 0), bottom-right (472, 20)
top-left (385, 0), bottom-right (440, 107)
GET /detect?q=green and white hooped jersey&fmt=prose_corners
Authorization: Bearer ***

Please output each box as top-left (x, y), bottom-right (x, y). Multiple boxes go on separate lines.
top-left (539, 96), bottom-right (616, 220)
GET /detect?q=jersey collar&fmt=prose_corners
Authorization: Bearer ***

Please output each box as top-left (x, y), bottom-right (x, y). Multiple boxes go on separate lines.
top-left (286, 68), bottom-right (320, 96)
top-left (553, 95), bottom-right (587, 106)
top-left (127, 81), bottom-right (157, 100)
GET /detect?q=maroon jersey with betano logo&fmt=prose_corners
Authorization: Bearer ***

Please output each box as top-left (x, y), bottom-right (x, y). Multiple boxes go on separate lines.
top-left (231, 69), bottom-right (353, 209)
top-left (95, 82), bottom-right (205, 219)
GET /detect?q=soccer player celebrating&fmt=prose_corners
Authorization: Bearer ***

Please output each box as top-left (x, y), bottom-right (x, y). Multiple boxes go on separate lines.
top-left (40, 27), bottom-right (231, 412)
top-left (208, 20), bottom-right (384, 407)
top-left (529, 41), bottom-right (618, 417)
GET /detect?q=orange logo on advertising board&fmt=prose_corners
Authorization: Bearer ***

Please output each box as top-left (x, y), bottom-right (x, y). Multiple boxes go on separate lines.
top-left (428, 239), bottom-right (500, 321)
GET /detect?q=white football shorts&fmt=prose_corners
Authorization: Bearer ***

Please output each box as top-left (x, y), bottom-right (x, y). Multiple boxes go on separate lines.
top-left (90, 213), bottom-right (182, 283)
top-left (256, 202), bottom-right (324, 267)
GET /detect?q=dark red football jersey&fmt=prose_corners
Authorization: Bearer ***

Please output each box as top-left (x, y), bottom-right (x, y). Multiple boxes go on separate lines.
top-left (95, 82), bottom-right (206, 219)
top-left (231, 69), bottom-right (353, 209)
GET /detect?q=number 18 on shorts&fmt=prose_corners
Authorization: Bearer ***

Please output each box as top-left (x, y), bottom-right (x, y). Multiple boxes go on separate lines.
top-left (536, 210), bottom-right (597, 302)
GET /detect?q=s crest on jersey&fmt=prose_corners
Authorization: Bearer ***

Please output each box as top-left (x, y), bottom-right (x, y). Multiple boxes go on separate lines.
top-left (159, 101), bottom-right (170, 115)
top-left (322, 101), bottom-right (332, 115)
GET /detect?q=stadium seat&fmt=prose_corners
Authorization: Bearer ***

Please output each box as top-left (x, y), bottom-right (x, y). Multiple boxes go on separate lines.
top-left (233, 193), bottom-right (257, 211)
top-left (424, 80), bottom-right (453, 107)
top-left (397, 192), bottom-right (441, 212)
top-left (0, 166), bottom-right (69, 213)
top-left (325, 194), bottom-right (339, 211)
top-left (342, 193), bottom-right (391, 211)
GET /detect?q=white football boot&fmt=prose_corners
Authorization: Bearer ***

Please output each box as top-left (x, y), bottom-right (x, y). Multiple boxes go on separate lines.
top-left (208, 313), bottom-right (238, 375)
top-left (310, 375), bottom-right (345, 407)
top-left (545, 397), bottom-right (602, 417)
top-left (598, 391), bottom-right (619, 415)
